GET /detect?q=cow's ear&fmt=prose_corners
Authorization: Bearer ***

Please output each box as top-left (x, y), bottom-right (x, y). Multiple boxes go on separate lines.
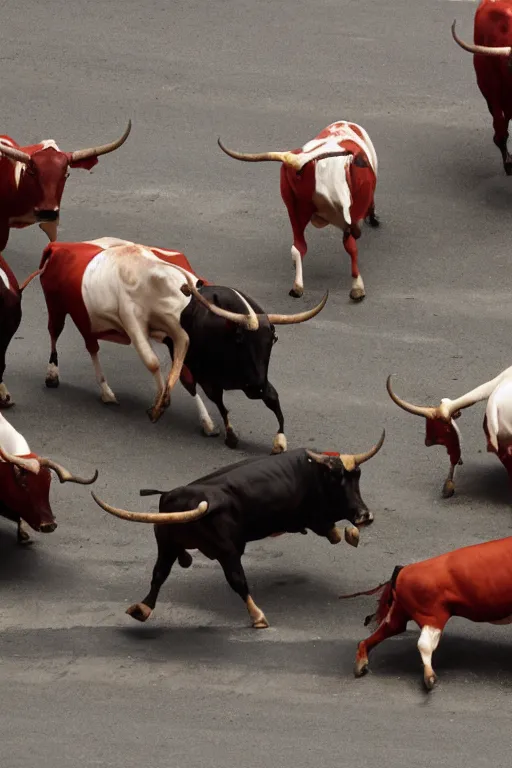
top-left (66, 153), bottom-right (99, 171)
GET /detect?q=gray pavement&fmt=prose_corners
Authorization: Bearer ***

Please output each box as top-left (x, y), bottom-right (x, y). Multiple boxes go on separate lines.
top-left (1, 0), bottom-right (511, 766)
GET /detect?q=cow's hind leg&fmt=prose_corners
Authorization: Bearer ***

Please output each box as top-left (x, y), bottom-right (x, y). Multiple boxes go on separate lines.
top-left (280, 169), bottom-right (314, 298)
top-left (120, 312), bottom-right (168, 422)
top-left (354, 602), bottom-right (408, 677)
top-left (417, 624), bottom-right (443, 691)
top-left (365, 201), bottom-right (380, 228)
top-left (89, 346), bottom-right (118, 404)
top-left (126, 532), bottom-right (179, 622)
top-left (218, 550), bottom-right (269, 628)
top-left (343, 232), bottom-right (365, 302)
top-left (45, 306), bottom-right (66, 388)
top-left (202, 383), bottom-right (238, 448)
top-left (245, 380), bottom-right (287, 454)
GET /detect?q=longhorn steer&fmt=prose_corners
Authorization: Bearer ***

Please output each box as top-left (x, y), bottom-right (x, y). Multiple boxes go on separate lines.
top-left (35, 238), bottom-right (327, 452)
top-left (0, 413), bottom-right (97, 544)
top-left (387, 369), bottom-right (512, 497)
top-left (452, 5), bottom-right (512, 174)
top-left (218, 120), bottom-right (379, 301)
top-left (0, 122), bottom-right (131, 250)
top-left (91, 431), bottom-right (385, 630)
top-left (343, 536), bottom-right (512, 690)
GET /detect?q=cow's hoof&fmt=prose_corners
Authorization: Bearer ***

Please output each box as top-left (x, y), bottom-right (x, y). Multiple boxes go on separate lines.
top-left (354, 657), bottom-right (369, 678)
top-left (442, 479), bottom-right (455, 499)
top-left (225, 430), bottom-right (239, 449)
top-left (178, 550), bottom-right (193, 568)
top-left (45, 376), bottom-right (60, 389)
top-left (289, 287), bottom-right (303, 299)
top-left (202, 423), bottom-right (220, 438)
top-left (252, 616), bottom-right (270, 629)
top-left (423, 673), bottom-right (437, 691)
top-left (17, 528), bottom-right (33, 546)
top-left (350, 288), bottom-right (366, 302)
top-left (0, 397), bottom-right (14, 409)
top-left (101, 390), bottom-right (119, 405)
top-left (146, 406), bottom-right (164, 424)
top-left (271, 433), bottom-right (287, 454)
top-left (126, 603), bottom-right (152, 622)
top-left (367, 214), bottom-right (380, 228)
top-left (505, 163), bottom-right (512, 176)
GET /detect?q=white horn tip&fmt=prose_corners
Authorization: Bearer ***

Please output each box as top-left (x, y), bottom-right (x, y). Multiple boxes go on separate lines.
top-left (198, 501), bottom-right (208, 513)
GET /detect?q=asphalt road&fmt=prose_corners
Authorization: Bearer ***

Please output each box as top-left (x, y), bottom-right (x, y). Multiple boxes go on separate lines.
top-left (1, 0), bottom-right (511, 766)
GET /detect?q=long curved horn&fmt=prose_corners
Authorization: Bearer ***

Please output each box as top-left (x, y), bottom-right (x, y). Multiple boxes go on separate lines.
top-left (386, 375), bottom-right (437, 418)
top-left (351, 429), bottom-right (386, 467)
top-left (218, 138), bottom-right (302, 171)
top-left (91, 491), bottom-right (209, 524)
top-left (69, 120), bottom-right (132, 163)
top-left (451, 21), bottom-right (511, 57)
top-left (39, 457), bottom-right (98, 485)
top-left (0, 143), bottom-right (31, 164)
top-left (175, 266), bottom-right (259, 331)
top-left (0, 446), bottom-right (40, 474)
top-left (267, 291), bottom-right (328, 325)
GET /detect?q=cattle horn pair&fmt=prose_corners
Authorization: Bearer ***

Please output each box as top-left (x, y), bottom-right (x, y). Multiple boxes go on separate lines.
top-left (451, 21), bottom-right (512, 57)
top-left (307, 429), bottom-right (385, 471)
top-left (0, 121), bottom-right (132, 165)
top-left (218, 138), bottom-right (352, 171)
top-left (91, 491), bottom-right (209, 525)
top-left (386, 375), bottom-right (460, 421)
top-left (0, 446), bottom-right (98, 483)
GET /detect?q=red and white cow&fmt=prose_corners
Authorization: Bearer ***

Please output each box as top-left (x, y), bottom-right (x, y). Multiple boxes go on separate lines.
top-left (218, 121), bottom-right (379, 301)
top-left (342, 537), bottom-right (512, 689)
top-left (35, 238), bottom-right (261, 425)
top-left (387, 368), bottom-right (512, 497)
top-left (0, 412), bottom-right (97, 544)
top-left (452, 3), bottom-right (512, 174)
top-left (0, 122), bottom-right (131, 250)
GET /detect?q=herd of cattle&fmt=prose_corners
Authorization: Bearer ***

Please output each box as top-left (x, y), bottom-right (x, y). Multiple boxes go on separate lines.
top-left (1, 1), bottom-right (512, 692)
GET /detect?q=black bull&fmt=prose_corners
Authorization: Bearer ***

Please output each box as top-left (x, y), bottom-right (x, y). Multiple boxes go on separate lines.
top-left (166, 284), bottom-right (327, 453)
top-left (92, 435), bottom-right (384, 629)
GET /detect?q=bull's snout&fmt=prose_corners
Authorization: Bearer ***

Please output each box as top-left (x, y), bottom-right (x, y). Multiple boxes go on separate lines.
top-left (39, 521), bottom-right (58, 533)
top-left (34, 209), bottom-right (59, 222)
top-left (354, 510), bottom-right (373, 527)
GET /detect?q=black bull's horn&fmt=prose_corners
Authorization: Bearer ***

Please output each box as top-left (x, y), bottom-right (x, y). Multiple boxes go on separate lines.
top-left (307, 429), bottom-right (385, 471)
top-left (91, 491), bottom-right (209, 524)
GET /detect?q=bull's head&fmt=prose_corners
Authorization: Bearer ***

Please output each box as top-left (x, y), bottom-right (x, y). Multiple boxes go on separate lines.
top-left (306, 430), bottom-right (385, 542)
top-left (0, 447), bottom-right (98, 532)
top-left (386, 375), bottom-right (463, 497)
top-left (0, 122), bottom-right (131, 222)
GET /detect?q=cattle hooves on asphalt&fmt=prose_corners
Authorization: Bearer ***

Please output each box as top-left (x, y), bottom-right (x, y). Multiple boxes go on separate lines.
top-left (289, 287), bottom-right (303, 299)
top-left (505, 163), bottom-right (512, 177)
top-left (354, 659), bottom-right (369, 678)
top-left (368, 214), bottom-right (380, 228)
top-left (45, 377), bottom-right (60, 389)
top-left (442, 479), bottom-right (455, 499)
top-left (252, 617), bottom-right (270, 629)
top-left (0, 398), bottom-right (14, 409)
top-left (17, 533), bottom-right (33, 546)
top-left (350, 289), bottom-right (366, 302)
top-left (424, 674), bottom-right (437, 691)
top-left (224, 431), bottom-right (239, 449)
top-left (146, 406), bottom-right (164, 424)
top-left (126, 602), bottom-right (152, 622)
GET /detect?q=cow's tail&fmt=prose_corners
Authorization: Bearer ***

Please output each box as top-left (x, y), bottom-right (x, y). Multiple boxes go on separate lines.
top-left (339, 564), bottom-right (403, 628)
top-left (19, 262), bottom-right (48, 293)
top-left (139, 488), bottom-right (165, 497)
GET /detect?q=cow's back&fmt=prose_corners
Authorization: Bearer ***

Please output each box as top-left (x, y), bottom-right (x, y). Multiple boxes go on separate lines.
top-left (474, 1), bottom-right (512, 105)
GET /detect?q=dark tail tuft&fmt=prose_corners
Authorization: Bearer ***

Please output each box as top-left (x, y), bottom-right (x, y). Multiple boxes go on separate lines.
top-left (139, 488), bottom-right (165, 497)
top-left (339, 564), bottom-right (403, 628)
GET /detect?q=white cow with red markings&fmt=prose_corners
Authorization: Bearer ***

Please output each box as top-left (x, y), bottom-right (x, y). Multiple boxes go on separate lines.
top-left (218, 120), bottom-right (379, 301)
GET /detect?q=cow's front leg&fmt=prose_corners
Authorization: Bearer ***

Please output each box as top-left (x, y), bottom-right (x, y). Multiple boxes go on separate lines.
top-left (280, 169), bottom-right (314, 298)
top-left (176, 364), bottom-right (219, 437)
top-left (90, 350), bottom-right (118, 404)
top-left (442, 459), bottom-right (461, 499)
top-left (126, 533), bottom-right (179, 622)
top-left (45, 307), bottom-right (66, 388)
top-left (17, 519), bottom-right (32, 545)
top-left (247, 380), bottom-right (286, 454)
top-left (121, 314), bottom-right (169, 422)
top-left (203, 384), bottom-right (238, 448)
top-left (366, 201), bottom-right (380, 228)
top-left (417, 625), bottom-right (442, 691)
top-left (343, 232), bottom-right (365, 302)
top-left (218, 550), bottom-right (269, 629)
